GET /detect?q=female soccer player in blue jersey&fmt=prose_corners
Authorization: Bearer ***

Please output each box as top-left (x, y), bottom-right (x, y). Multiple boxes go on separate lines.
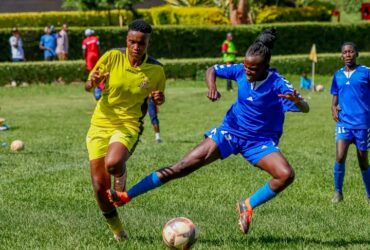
top-left (330, 42), bottom-right (370, 204)
top-left (108, 28), bottom-right (309, 234)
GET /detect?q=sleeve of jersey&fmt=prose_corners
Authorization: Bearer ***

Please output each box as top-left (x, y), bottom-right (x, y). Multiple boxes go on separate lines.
top-left (87, 51), bottom-right (112, 80)
top-left (276, 78), bottom-right (301, 112)
top-left (213, 64), bottom-right (239, 80)
top-left (330, 74), bottom-right (338, 95)
top-left (157, 68), bottom-right (166, 92)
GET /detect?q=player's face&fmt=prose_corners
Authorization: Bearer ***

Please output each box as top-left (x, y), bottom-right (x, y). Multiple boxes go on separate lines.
top-left (341, 45), bottom-right (357, 67)
top-left (126, 30), bottom-right (150, 61)
top-left (243, 55), bottom-right (268, 82)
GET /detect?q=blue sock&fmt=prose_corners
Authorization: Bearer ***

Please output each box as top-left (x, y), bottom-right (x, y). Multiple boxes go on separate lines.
top-left (127, 172), bottom-right (162, 199)
top-left (334, 161), bottom-right (345, 193)
top-left (361, 167), bottom-right (370, 197)
top-left (249, 183), bottom-right (277, 209)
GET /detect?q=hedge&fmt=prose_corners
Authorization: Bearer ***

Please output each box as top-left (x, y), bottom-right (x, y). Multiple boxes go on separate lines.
top-left (255, 6), bottom-right (331, 24)
top-left (0, 7), bottom-right (228, 28)
top-left (2, 23), bottom-right (370, 62)
top-left (2, 53), bottom-right (370, 85)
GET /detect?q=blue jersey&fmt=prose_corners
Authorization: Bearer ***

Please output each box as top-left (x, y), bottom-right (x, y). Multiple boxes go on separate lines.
top-left (40, 34), bottom-right (56, 58)
top-left (213, 64), bottom-right (299, 141)
top-left (331, 65), bottom-right (370, 129)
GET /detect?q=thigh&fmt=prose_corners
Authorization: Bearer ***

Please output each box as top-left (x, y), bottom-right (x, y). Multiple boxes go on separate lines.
top-left (356, 149), bottom-right (369, 170)
top-left (353, 129), bottom-right (370, 152)
top-left (241, 139), bottom-right (280, 166)
top-left (204, 127), bottom-right (239, 159)
top-left (158, 138), bottom-right (221, 182)
top-left (86, 125), bottom-right (110, 161)
top-left (336, 140), bottom-right (351, 163)
top-left (256, 152), bottom-right (291, 176)
top-left (109, 126), bottom-right (140, 154)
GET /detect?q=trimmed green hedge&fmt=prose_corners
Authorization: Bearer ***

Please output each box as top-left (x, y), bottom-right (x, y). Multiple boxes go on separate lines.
top-left (255, 6), bottom-right (331, 24)
top-left (0, 7), bottom-right (228, 28)
top-left (2, 23), bottom-right (370, 62)
top-left (2, 53), bottom-right (370, 85)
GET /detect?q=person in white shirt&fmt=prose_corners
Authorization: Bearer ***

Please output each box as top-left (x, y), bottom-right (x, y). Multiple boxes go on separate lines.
top-left (9, 27), bottom-right (25, 62)
top-left (56, 24), bottom-right (69, 60)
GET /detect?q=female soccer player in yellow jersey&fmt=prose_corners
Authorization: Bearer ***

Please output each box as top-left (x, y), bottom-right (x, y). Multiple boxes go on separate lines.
top-left (84, 20), bottom-right (166, 240)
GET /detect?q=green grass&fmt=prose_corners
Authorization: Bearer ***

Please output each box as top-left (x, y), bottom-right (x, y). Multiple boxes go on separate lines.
top-left (0, 77), bottom-right (369, 249)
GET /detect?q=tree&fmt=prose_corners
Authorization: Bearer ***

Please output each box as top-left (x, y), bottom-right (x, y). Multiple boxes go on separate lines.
top-left (62, 0), bottom-right (143, 25)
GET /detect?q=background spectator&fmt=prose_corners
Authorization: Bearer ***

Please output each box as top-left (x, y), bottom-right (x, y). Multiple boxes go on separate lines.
top-left (82, 28), bottom-right (100, 71)
top-left (221, 32), bottom-right (237, 91)
top-left (56, 24), bottom-right (69, 60)
top-left (9, 27), bottom-right (25, 62)
top-left (39, 26), bottom-right (57, 61)
top-left (300, 71), bottom-right (312, 90)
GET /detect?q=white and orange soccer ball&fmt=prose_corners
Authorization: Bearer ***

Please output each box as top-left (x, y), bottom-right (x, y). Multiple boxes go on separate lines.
top-left (162, 217), bottom-right (198, 250)
top-left (10, 140), bottom-right (24, 152)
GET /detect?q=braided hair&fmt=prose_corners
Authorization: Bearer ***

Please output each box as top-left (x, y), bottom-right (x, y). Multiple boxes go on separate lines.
top-left (245, 28), bottom-right (277, 64)
top-left (128, 20), bottom-right (152, 34)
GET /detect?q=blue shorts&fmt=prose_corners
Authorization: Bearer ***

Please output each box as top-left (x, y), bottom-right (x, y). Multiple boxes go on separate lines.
top-left (148, 97), bottom-right (159, 125)
top-left (205, 127), bottom-right (280, 166)
top-left (336, 126), bottom-right (370, 151)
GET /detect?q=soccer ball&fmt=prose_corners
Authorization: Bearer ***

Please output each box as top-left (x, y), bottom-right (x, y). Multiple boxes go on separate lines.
top-left (10, 140), bottom-right (24, 152)
top-left (162, 217), bottom-right (198, 250)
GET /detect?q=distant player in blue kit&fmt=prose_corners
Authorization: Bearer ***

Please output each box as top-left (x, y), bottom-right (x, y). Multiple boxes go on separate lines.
top-left (107, 29), bottom-right (309, 234)
top-left (330, 42), bottom-right (370, 204)
top-left (148, 94), bottom-right (162, 143)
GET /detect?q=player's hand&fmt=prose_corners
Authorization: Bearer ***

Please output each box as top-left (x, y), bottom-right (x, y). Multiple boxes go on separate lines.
top-left (91, 69), bottom-right (109, 86)
top-left (278, 90), bottom-right (302, 103)
top-left (207, 88), bottom-right (221, 102)
top-left (331, 105), bottom-right (341, 122)
top-left (151, 91), bottom-right (165, 105)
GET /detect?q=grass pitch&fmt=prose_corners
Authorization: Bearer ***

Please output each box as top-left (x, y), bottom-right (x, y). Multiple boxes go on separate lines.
top-left (0, 76), bottom-right (369, 249)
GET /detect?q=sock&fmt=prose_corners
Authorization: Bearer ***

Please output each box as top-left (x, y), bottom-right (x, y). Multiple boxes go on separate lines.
top-left (155, 133), bottom-right (160, 140)
top-left (127, 172), bottom-right (162, 199)
top-left (249, 183), bottom-right (277, 209)
top-left (361, 167), bottom-right (370, 197)
top-left (103, 209), bottom-right (123, 235)
top-left (334, 161), bottom-right (345, 193)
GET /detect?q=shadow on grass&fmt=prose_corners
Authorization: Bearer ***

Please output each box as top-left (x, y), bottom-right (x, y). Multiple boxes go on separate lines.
top-left (199, 235), bottom-right (370, 247)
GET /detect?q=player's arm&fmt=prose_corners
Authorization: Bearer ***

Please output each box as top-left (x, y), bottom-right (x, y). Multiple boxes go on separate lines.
top-left (278, 90), bottom-right (309, 113)
top-left (205, 67), bottom-right (221, 102)
top-left (151, 91), bottom-right (165, 105)
top-left (151, 69), bottom-right (166, 105)
top-left (331, 95), bottom-right (340, 122)
top-left (85, 70), bottom-right (109, 92)
top-left (85, 51), bottom-right (110, 92)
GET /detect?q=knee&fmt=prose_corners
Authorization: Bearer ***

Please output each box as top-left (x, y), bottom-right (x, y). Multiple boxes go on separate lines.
top-left (105, 158), bottom-right (123, 175)
top-left (336, 156), bottom-right (346, 164)
top-left (278, 166), bottom-right (295, 186)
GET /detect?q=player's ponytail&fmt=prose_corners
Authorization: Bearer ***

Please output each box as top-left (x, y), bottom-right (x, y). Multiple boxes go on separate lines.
top-left (246, 28), bottom-right (277, 64)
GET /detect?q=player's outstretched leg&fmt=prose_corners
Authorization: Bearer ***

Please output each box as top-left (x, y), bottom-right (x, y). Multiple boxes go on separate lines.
top-left (107, 171), bottom-right (160, 206)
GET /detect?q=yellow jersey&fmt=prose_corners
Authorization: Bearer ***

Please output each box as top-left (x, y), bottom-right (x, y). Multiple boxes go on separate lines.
top-left (88, 48), bottom-right (166, 131)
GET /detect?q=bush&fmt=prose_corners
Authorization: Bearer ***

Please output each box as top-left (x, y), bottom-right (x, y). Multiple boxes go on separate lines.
top-left (255, 6), bottom-right (331, 24)
top-left (2, 23), bottom-right (370, 62)
top-left (2, 53), bottom-right (370, 85)
top-left (0, 6), bottom-right (228, 28)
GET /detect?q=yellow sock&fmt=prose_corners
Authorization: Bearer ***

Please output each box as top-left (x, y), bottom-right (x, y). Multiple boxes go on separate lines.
top-left (106, 215), bottom-right (124, 235)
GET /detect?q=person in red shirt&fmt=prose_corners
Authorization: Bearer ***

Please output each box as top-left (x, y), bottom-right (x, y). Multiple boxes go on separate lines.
top-left (82, 29), bottom-right (100, 71)
top-left (82, 29), bottom-right (103, 100)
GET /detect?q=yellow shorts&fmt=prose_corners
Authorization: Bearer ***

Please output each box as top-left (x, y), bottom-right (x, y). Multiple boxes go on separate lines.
top-left (86, 124), bottom-right (140, 160)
